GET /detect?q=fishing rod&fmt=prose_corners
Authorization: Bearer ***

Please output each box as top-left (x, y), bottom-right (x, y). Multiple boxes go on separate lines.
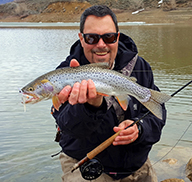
top-left (71, 80), bottom-right (192, 180)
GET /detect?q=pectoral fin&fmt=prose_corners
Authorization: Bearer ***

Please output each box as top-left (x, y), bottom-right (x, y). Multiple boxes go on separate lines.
top-left (52, 95), bottom-right (61, 111)
top-left (115, 95), bottom-right (130, 111)
top-left (40, 79), bottom-right (54, 93)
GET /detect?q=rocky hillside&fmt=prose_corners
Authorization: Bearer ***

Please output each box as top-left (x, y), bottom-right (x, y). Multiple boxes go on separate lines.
top-left (0, 0), bottom-right (192, 23)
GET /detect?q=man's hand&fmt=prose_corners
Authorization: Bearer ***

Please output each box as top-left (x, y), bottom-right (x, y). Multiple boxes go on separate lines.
top-left (57, 59), bottom-right (103, 107)
top-left (113, 120), bottom-right (139, 145)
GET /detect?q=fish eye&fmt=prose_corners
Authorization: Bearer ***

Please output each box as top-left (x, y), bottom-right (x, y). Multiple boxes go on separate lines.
top-left (28, 87), bottom-right (34, 91)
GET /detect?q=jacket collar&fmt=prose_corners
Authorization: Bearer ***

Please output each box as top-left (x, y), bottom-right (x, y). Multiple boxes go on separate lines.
top-left (62, 33), bottom-right (138, 70)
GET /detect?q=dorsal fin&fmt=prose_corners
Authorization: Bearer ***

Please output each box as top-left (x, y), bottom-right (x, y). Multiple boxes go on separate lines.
top-left (130, 77), bottom-right (137, 82)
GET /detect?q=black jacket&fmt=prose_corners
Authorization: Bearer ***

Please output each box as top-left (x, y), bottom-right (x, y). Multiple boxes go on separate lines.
top-left (52, 33), bottom-right (167, 179)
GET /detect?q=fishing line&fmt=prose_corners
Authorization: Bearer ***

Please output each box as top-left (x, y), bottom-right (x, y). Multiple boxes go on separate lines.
top-left (159, 65), bottom-right (192, 72)
top-left (133, 64), bottom-right (192, 73)
top-left (61, 170), bottom-right (72, 177)
top-left (151, 121), bottom-right (192, 167)
top-left (19, 89), bottom-right (27, 112)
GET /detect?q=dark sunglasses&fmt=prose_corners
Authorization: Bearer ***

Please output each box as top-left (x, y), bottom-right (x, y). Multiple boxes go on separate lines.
top-left (82, 33), bottom-right (118, 45)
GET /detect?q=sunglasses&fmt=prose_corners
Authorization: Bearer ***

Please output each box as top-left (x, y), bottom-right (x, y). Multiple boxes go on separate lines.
top-left (82, 33), bottom-right (118, 45)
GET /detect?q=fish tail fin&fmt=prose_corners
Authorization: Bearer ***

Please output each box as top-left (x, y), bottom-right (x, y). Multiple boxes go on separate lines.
top-left (150, 89), bottom-right (172, 104)
top-left (140, 89), bottom-right (171, 120)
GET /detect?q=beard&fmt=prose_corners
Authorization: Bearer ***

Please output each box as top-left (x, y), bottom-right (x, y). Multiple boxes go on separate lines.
top-left (91, 48), bottom-right (114, 69)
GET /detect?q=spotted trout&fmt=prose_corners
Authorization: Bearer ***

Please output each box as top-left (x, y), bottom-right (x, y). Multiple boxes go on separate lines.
top-left (20, 63), bottom-right (171, 119)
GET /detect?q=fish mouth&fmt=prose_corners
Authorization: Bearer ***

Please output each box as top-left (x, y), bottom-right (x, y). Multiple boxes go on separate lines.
top-left (20, 91), bottom-right (40, 104)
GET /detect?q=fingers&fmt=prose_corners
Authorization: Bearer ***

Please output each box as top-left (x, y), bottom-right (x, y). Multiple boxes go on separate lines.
top-left (87, 79), bottom-right (97, 99)
top-left (69, 82), bottom-right (80, 105)
top-left (87, 79), bottom-right (103, 107)
top-left (78, 80), bottom-right (88, 103)
top-left (113, 130), bottom-right (138, 145)
top-left (113, 120), bottom-right (139, 146)
top-left (67, 79), bottom-right (99, 106)
top-left (58, 80), bottom-right (87, 106)
top-left (58, 85), bottom-right (72, 104)
top-left (70, 59), bottom-right (80, 67)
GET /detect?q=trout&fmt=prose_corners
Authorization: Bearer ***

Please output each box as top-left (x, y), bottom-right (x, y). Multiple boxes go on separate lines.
top-left (20, 63), bottom-right (171, 119)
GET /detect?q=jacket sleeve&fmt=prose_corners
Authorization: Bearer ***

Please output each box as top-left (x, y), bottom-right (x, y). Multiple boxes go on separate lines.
top-left (130, 56), bottom-right (167, 146)
top-left (52, 99), bottom-right (108, 139)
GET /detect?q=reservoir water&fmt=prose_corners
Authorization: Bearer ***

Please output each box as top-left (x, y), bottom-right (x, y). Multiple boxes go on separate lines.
top-left (0, 23), bottom-right (191, 181)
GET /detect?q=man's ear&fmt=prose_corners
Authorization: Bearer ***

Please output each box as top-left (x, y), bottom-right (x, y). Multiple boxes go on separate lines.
top-left (78, 33), bottom-right (84, 47)
top-left (117, 32), bottom-right (120, 41)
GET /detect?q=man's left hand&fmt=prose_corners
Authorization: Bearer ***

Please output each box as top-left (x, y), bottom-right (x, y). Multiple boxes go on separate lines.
top-left (113, 120), bottom-right (139, 145)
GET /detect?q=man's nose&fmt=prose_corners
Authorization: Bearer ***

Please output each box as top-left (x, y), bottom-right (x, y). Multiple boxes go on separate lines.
top-left (96, 38), bottom-right (106, 47)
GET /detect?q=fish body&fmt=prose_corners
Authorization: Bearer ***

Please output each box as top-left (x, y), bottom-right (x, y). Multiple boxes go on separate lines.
top-left (21, 63), bottom-right (171, 119)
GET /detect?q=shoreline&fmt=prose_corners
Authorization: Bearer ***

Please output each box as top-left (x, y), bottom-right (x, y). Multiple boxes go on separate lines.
top-left (0, 21), bottom-right (177, 29)
top-left (1, 8), bottom-right (192, 26)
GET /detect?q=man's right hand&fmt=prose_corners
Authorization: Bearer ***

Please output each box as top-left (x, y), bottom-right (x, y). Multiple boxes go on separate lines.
top-left (57, 59), bottom-right (103, 107)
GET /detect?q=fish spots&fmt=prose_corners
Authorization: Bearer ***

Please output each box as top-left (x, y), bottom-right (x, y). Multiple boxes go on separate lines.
top-left (131, 86), bottom-right (151, 102)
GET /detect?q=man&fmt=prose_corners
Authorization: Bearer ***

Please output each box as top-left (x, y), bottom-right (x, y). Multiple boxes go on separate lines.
top-left (52, 5), bottom-right (166, 182)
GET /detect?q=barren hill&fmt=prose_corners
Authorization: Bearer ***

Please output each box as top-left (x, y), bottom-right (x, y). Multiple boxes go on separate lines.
top-left (0, 0), bottom-right (192, 24)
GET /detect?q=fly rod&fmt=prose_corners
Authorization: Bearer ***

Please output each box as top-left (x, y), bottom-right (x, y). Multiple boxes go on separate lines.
top-left (71, 80), bottom-right (192, 173)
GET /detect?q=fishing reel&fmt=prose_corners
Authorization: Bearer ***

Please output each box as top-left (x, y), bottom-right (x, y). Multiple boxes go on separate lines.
top-left (80, 158), bottom-right (104, 180)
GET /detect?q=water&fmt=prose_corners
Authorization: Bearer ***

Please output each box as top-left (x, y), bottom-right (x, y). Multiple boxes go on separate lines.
top-left (0, 24), bottom-right (191, 182)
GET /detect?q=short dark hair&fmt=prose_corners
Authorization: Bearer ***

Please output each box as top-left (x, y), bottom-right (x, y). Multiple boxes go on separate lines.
top-left (80, 5), bottom-right (119, 33)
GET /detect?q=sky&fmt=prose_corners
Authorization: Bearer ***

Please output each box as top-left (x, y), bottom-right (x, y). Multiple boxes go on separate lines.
top-left (0, 0), bottom-right (14, 5)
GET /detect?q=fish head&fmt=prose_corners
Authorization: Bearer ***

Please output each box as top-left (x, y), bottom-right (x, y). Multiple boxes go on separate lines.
top-left (20, 79), bottom-right (54, 104)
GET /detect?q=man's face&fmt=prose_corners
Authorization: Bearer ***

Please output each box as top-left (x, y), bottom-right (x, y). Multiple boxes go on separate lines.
top-left (79, 15), bottom-right (120, 69)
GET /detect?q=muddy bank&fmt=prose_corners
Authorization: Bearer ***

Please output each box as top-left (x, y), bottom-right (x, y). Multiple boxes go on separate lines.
top-left (0, 1), bottom-right (192, 25)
